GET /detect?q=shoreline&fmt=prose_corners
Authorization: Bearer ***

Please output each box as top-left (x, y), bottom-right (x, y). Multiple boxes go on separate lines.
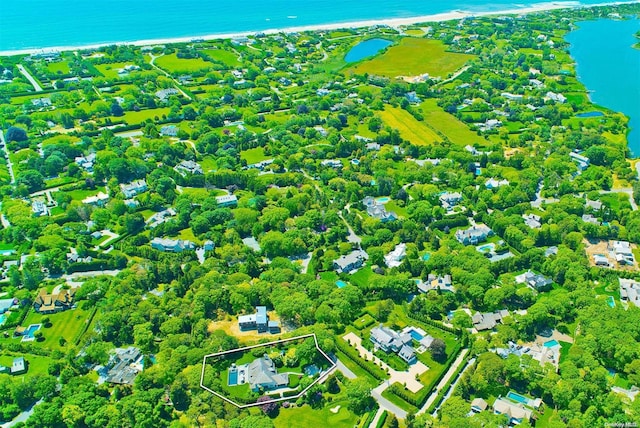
top-left (0, 1), bottom-right (638, 56)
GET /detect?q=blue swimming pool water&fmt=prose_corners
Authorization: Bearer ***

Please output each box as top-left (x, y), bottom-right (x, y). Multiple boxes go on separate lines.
top-left (0, 313), bottom-right (6, 326)
top-left (408, 330), bottom-right (423, 341)
top-left (376, 197), bottom-right (390, 203)
top-left (422, 253), bottom-right (431, 261)
top-left (576, 111), bottom-right (604, 118)
top-left (543, 340), bottom-right (559, 348)
top-left (23, 324), bottom-right (41, 340)
top-left (507, 392), bottom-right (529, 404)
top-left (607, 296), bottom-right (615, 308)
top-left (336, 280), bottom-right (347, 288)
top-left (477, 244), bottom-right (494, 252)
top-left (228, 370), bottom-right (238, 386)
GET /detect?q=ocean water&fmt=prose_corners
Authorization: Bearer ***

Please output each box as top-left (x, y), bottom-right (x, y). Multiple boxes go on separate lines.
top-left (565, 19), bottom-right (640, 157)
top-left (0, 0), bottom-right (609, 51)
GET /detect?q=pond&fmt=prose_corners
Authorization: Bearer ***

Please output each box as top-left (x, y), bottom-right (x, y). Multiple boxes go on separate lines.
top-left (576, 111), bottom-right (604, 118)
top-left (345, 38), bottom-right (392, 63)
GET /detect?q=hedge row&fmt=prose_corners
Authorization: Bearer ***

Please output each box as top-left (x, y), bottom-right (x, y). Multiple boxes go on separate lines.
top-left (429, 215), bottom-right (469, 231)
top-left (335, 339), bottom-right (386, 381)
top-left (376, 410), bottom-right (388, 428)
top-left (406, 312), bottom-right (461, 336)
top-left (387, 346), bottom-right (465, 408)
top-left (426, 355), bottom-right (472, 414)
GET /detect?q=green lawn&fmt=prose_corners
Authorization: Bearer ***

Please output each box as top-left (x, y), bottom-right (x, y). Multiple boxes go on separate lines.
top-left (201, 49), bottom-right (241, 67)
top-left (94, 62), bottom-right (135, 79)
top-left (154, 53), bottom-right (214, 74)
top-left (65, 188), bottom-right (103, 202)
top-left (381, 387), bottom-right (418, 412)
top-left (46, 61), bottom-right (70, 75)
top-left (348, 38), bottom-right (474, 79)
top-left (240, 147), bottom-right (270, 164)
top-left (378, 107), bottom-right (442, 146)
top-left (274, 399), bottom-right (359, 428)
top-left (200, 156), bottom-right (218, 172)
top-left (0, 352), bottom-right (54, 379)
top-left (119, 107), bottom-right (172, 125)
top-left (420, 99), bottom-right (490, 146)
top-left (19, 307), bottom-right (93, 351)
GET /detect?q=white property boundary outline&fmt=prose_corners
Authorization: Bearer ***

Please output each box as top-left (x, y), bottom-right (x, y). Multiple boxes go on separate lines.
top-left (200, 333), bottom-right (337, 408)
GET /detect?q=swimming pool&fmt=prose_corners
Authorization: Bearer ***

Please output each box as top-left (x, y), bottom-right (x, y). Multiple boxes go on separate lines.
top-left (376, 197), bottom-right (390, 203)
top-left (408, 330), bottom-right (424, 341)
top-left (543, 340), bottom-right (559, 348)
top-left (606, 296), bottom-right (615, 308)
top-left (336, 280), bottom-right (347, 288)
top-left (0, 313), bottom-right (6, 326)
top-left (477, 243), bottom-right (495, 252)
top-left (21, 324), bottom-right (41, 342)
top-left (507, 391), bottom-right (529, 405)
top-left (422, 253), bottom-right (431, 261)
top-left (228, 369), bottom-right (238, 386)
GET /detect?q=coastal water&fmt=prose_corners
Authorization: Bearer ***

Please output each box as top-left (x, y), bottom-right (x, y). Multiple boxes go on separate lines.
top-left (566, 19), bottom-right (640, 157)
top-left (345, 39), bottom-right (393, 63)
top-left (0, 0), bottom-right (616, 52)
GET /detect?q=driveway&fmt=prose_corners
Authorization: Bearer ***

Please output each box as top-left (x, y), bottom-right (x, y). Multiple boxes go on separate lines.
top-left (343, 332), bottom-right (428, 393)
top-left (417, 348), bottom-right (469, 414)
top-left (17, 64), bottom-right (43, 91)
top-left (371, 382), bottom-right (408, 419)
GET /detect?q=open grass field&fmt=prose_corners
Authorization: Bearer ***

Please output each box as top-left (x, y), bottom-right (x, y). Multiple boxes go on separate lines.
top-left (274, 399), bottom-right (359, 428)
top-left (420, 99), bottom-right (490, 146)
top-left (154, 53), bottom-right (213, 74)
top-left (19, 307), bottom-right (93, 351)
top-left (0, 352), bottom-right (54, 379)
top-left (94, 62), bottom-right (134, 79)
top-left (404, 29), bottom-right (425, 36)
top-left (46, 61), bottom-right (70, 75)
top-left (201, 49), bottom-right (240, 67)
top-left (240, 147), bottom-right (270, 164)
top-left (348, 38), bottom-right (474, 79)
top-left (379, 107), bottom-right (442, 146)
top-left (118, 107), bottom-right (171, 125)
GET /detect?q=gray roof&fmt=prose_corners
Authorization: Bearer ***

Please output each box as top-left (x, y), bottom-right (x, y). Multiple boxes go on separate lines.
top-left (247, 355), bottom-right (288, 390)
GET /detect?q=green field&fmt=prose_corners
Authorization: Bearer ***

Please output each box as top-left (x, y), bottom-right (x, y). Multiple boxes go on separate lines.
top-left (348, 38), bottom-right (474, 79)
top-left (0, 352), bottom-right (54, 379)
top-left (378, 107), bottom-right (442, 146)
top-left (274, 399), bottom-right (359, 428)
top-left (201, 49), bottom-right (241, 67)
top-left (46, 61), bottom-right (70, 75)
top-left (154, 54), bottom-right (214, 74)
top-left (420, 99), bottom-right (490, 146)
top-left (240, 147), bottom-right (270, 164)
top-left (18, 307), bottom-right (93, 351)
top-left (94, 62), bottom-right (135, 79)
top-left (119, 107), bottom-right (172, 125)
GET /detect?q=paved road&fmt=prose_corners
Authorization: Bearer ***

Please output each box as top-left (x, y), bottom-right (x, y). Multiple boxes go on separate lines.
top-left (334, 357), bottom-right (357, 380)
top-left (417, 348), bottom-right (469, 415)
top-left (17, 64), bottom-right (43, 92)
top-left (371, 382), bottom-right (408, 419)
top-left (432, 357), bottom-right (476, 417)
top-left (369, 407), bottom-right (385, 428)
top-left (0, 130), bottom-right (16, 184)
top-left (147, 53), bottom-right (192, 100)
top-left (2, 399), bottom-right (43, 428)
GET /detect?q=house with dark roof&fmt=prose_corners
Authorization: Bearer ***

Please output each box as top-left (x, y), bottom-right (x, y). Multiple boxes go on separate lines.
top-left (105, 347), bottom-right (143, 385)
top-left (150, 238), bottom-right (195, 253)
top-left (363, 197), bottom-right (397, 222)
top-left (472, 310), bottom-right (509, 331)
top-left (33, 288), bottom-right (75, 314)
top-left (247, 355), bottom-right (289, 392)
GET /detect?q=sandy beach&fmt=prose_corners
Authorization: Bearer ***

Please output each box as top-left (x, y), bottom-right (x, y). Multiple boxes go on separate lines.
top-left (0, 1), bottom-right (635, 56)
